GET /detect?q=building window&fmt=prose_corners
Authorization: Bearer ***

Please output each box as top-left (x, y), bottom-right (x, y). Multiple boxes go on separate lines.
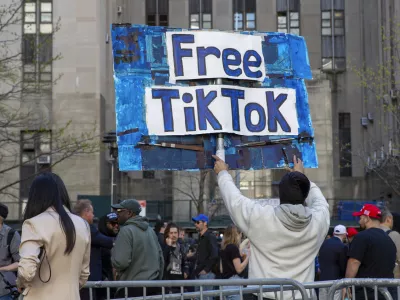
top-left (276, 0), bottom-right (300, 35)
top-left (20, 131), bottom-right (52, 202)
top-left (143, 171), bottom-right (155, 179)
top-left (339, 113), bottom-right (352, 177)
top-left (233, 0), bottom-right (256, 31)
top-left (146, 0), bottom-right (169, 27)
top-left (321, 0), bottom-right (345, 71)
top-left (22, 0), bottom-right (53, 91)
top-left (147, 200), bottom-right (172, 220)
top-left (189, 0), bottom-right (212, 29)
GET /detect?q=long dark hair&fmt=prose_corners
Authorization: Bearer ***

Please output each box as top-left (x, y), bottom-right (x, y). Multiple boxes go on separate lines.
top-left (50, 173), bottom-right (72, 211)
top-left (24, 172), bottom-right (76, 255)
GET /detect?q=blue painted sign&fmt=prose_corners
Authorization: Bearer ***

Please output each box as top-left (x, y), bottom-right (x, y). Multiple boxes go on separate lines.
top-left (111, 24), bottom-right (317, 171)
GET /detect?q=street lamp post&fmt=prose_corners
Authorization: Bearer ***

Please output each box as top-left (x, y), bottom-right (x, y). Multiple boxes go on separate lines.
top-left (102, 131), bottom-right (117, 208)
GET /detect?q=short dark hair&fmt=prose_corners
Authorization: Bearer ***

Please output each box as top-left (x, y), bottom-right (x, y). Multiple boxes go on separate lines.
top-left (0, 203), bottom-right (9, 220)
top-left (279, 172), bottom-right (310, 205)
top-left (155, 219), bottom-right (166, 233)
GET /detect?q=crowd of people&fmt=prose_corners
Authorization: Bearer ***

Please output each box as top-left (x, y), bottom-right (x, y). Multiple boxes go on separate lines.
top-left (0, 155), bottom-right (397, 300)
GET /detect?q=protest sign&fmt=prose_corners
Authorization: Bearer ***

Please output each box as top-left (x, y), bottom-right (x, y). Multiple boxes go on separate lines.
top-left (165, 31), bottom-right (266, 83)
top-left (111, 24), bottom-right (317, 171)
top-left (145, 85), bottom-right (298, 136)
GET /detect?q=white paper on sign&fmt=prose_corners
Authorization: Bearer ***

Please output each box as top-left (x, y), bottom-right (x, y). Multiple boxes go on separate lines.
top-left (165, 31), bottom-right (266, 83)
top-left (145, 85), bottom-right (298, 136)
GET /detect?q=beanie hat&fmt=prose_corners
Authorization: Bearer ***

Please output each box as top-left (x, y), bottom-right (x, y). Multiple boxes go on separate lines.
top-left (279, 171), bottom-right (311, 205)
top-left (0, 204), bottom-right (9, 219)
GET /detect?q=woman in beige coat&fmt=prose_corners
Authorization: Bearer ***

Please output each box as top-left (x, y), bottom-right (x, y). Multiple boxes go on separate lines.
top-left (17, 173), bottom-right (91, 300)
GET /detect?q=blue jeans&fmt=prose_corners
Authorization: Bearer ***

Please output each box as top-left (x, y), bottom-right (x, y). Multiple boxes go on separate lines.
top-left (223, 275), bottom-right (241, 300)
top-left (195, 272), bottom-right (215, 300)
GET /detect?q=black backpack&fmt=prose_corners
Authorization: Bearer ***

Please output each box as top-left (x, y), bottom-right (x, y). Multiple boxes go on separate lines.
top-left (4, 229), bottom-right (17, 281)
top-left (7, 229), bottom-right (15, 260)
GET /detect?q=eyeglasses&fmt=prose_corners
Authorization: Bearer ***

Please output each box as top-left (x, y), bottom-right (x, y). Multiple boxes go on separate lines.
top-left (109, 222), bottom-right (119, 227)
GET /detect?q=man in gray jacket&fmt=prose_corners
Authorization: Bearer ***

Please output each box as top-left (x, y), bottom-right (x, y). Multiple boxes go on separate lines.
top-left (111, 199), bottom-right (164, 298)
top-left (380, 207), bottom-right (400, 278)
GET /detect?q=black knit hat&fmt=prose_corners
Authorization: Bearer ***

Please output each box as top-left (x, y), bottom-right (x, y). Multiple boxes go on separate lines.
top-left (0, 203), bottom-right (9, 219)
top-left (279, 171), bottom-right (311, 205)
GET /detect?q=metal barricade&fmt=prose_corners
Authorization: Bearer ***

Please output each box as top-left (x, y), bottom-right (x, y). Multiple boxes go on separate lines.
top-left (84, 278), bottom-right (309, 300)
top-left (327, 279), bottom-right (400, 300)
top-left (303, 281), bottom-right (335, 300)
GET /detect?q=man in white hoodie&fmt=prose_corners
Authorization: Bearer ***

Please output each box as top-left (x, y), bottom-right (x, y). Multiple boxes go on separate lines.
top-left (213, 155), bottom-right (330, 300)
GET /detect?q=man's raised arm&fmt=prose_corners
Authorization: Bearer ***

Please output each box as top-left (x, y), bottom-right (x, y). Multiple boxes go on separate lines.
top-left (213, 155), bottom-right (257, 235)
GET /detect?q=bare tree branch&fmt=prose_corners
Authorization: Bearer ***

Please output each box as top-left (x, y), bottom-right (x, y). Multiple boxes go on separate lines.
top-left (0, 0), bottom-right (100, 201)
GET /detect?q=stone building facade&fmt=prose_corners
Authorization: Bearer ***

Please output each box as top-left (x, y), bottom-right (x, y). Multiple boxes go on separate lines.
top-left (3, 0), bottom-right (399, 222)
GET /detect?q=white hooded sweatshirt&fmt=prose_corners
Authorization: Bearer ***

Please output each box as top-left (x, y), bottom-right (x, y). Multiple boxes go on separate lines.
top-left (217, 170), bottom-right (330, 300)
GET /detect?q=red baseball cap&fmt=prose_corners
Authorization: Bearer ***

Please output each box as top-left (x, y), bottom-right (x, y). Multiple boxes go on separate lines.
top-left (347, 227), bottom-right (358, 238)
top-left (352, 204), bottom-right (382, 219)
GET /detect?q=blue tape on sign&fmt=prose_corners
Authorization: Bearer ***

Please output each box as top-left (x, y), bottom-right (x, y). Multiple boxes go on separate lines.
top-left (111, 24), bottom-right (317, 171)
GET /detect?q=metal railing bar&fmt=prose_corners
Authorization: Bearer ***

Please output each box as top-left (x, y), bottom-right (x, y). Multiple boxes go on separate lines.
top-left (84, 278), bottom-right (305, 288)
top-left (328, 279), bottom-right (400, 300)
top-left (109, 285), bottom-right (307, 300)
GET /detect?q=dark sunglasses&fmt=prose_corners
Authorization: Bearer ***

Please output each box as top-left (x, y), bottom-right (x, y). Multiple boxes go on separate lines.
top-left (109, 222), bottom-right (119, 227)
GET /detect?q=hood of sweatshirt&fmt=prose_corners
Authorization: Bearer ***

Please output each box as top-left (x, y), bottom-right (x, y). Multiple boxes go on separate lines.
top-left (124, 215), bottom-right (149, 231)
top-left (274, 204), bottom-right (312, 232)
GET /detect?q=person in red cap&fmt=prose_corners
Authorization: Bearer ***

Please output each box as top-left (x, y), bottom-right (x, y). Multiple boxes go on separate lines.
top-left (346, 204), bottom-right (396, 300)
top-left (346, 227), bottom-right (358, 243)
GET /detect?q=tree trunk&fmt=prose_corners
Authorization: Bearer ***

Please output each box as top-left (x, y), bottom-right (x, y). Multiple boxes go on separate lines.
top-left (196, 170), bottom-right (209, 214)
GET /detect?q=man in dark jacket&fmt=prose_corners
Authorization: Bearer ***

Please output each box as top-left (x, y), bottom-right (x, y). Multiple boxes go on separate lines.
top-left (155, 219), bottom-right (167, 250)
top-left (192, 214), bottom-right (219, 300)
top-left (98, 212), bottom-right (119, 281)
top-left (74, 200), bottom-right (114, 300)
top-left (318, 225), bottom-right (348, 300)
top-left (97, 212), bottom-right (119, 299)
